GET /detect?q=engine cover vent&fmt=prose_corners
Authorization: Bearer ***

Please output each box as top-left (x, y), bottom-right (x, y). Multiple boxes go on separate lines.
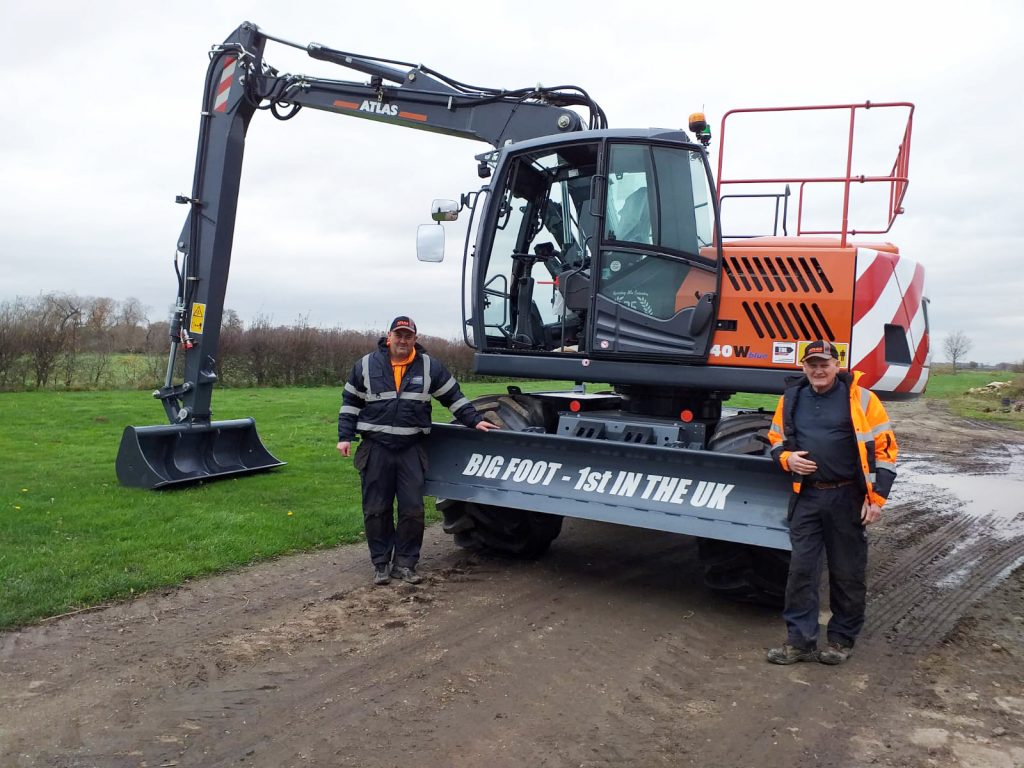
top-left (724, 255), bottom-right (835, 294)
top-left (741, 300), bottom-right (835, 341)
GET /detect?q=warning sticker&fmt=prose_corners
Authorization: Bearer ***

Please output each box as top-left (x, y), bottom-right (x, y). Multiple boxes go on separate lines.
top-left (796, 340), bottom-right (849, 367)
top-left (772, 341), bottom-right (798, 364)
top-left (189, 302), bottom-right (206, 334)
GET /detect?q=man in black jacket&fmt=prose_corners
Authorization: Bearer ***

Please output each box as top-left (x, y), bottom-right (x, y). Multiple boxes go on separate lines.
top-left (337, 316), bottom-right (497, 585)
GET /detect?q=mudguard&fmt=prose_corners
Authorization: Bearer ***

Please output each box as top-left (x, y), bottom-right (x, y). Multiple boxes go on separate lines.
top-left (423, 424), bottom-right (793, 551)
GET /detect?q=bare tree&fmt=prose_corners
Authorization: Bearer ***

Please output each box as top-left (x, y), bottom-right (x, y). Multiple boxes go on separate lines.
top-left (58, 300), bottom-right (84, 387)
top-left (80, 296), bottom-right (118, 386)
top-left (114, 297), bottom-right (149, 352)
top-left (0, 299), bottom-right (27, 388)
top-left (23, 294), bottom-right (81, 388)
top-left (143, 319), bottom-right (173, 385)
top-left (943, 330), bottom-right (973, 373)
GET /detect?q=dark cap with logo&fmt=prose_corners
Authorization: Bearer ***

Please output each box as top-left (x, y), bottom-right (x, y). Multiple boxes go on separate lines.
top-left (801, 340), bottom-right (839, 362)
top-left (389, 316), bottom-right (417, 334)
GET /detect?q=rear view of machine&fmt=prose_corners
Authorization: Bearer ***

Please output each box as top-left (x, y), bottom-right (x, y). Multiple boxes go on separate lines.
top-left (712, 103), bottom-right (927, 396)
top-left (425, 102), bottom-right (925, 604)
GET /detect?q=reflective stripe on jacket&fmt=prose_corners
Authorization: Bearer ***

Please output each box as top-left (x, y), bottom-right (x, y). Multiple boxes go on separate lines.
top-left (766, 369), bottom-right (898, 507)
top-left (338, 338), bottom-right (481, 449)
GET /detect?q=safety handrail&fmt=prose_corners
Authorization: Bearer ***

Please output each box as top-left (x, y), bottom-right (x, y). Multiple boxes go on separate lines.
top-left (716, 102), bottom-right (914, 247)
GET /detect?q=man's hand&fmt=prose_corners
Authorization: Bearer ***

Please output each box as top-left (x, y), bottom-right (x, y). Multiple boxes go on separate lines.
top-left (787, 450), bottom-right (817, 475)
top-left (861, 500), bottom-right (882, 526)
top-left (475, 421), bottom-right (499, 432)
top-left (337, 441), bottom-right (352, 457)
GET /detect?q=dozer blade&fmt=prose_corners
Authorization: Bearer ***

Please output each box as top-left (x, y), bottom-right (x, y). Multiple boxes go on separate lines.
top-left (424, 424), bottom-right (793, 550)
top-left (116, 418), bottom-right (285, 489)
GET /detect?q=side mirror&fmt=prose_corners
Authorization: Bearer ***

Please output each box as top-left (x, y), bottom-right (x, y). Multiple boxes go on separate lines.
top-left (431, 198), bottom-right (459, 222)
top-left (416, 224), bottom-right (445, 263)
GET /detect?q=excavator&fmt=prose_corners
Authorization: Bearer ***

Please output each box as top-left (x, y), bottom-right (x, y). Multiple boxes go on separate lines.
top-left (116, 22), bottom-right (928, 604)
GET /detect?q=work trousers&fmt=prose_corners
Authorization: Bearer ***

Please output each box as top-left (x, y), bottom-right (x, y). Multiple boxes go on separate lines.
top-left (783, 484), bottom-right (868, 650)
top-left (354, 440), bottom-right (427, 568)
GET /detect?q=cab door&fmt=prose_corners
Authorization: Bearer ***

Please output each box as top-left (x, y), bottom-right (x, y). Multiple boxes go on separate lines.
top-left (589, 142), bottom-right (721, 360)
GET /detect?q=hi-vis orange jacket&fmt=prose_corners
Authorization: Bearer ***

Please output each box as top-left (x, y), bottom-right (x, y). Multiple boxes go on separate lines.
top-left (767, 370), bottom-right (898, 507)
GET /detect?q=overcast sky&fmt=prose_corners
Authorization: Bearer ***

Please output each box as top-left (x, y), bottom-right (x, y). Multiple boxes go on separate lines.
top-left (2, 1), bottom-right (1022, 364)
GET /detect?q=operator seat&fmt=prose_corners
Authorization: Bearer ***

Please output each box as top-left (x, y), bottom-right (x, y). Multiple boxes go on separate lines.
top-left (617, 186), bottom-right (652, 244)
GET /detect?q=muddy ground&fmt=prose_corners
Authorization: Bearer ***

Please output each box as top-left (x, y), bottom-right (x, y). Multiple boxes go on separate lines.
top-left (2, 398), bottom-right (1023, 768)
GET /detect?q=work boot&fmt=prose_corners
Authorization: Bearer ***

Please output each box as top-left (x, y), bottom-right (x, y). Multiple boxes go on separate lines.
top-left (766, 643), bottom-right (818, 665)
top-left (819, 641), bottom-right (853, 665)
top-left (391, 564), bottom-right (423, 584)
top-left (373, 564), bottom-right (391, 586)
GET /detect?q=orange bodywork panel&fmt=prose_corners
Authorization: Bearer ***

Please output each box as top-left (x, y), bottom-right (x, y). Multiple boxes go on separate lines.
top-left (701, 237), bottom-right (895, 370)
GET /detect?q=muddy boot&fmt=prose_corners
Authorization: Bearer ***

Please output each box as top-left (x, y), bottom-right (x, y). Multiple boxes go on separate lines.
top-left (818, 641), bottom-right (853, 665)
top-left (373, 564), bottom-right (391, 586)
top-left (391, 564), bottom-right (423, 584)
top-left (767, 643), bottom-right (818, 665)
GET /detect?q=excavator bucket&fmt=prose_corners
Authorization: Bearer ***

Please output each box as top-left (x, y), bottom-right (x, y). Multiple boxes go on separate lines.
top-left (116, 418), bottom-right (285, 489)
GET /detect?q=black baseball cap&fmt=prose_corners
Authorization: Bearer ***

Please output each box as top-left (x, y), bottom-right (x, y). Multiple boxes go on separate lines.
top-left (389, 316), bottom-right (417, 334)
top-left (801, 340), bottom-right (839, 362)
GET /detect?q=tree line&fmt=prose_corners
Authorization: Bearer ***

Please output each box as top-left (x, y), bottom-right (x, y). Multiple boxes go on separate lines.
top-left (0, 294), bottom-right (477, 392)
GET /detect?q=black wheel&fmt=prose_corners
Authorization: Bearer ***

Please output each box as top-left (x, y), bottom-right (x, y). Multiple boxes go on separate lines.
top-left (699, 411), bottom-right (790, 608)
top-left (706, 411), bottom-right (774, 456)
top-left (439, 393), bottom-right (563, 559)
top-left (469, 392), bottom-right (554, 432)
top-left (697, 538), bottom-right (789, 608)
top-left (441, 500), bottom-right (563, 560)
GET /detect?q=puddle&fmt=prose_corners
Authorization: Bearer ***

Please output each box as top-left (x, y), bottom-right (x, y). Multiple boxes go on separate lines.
top-left (897, 445), bottom-right (1024, 539)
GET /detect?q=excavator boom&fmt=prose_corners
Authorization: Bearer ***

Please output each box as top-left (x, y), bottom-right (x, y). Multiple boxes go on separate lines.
top-left (117, 22), bottom-right (602, 488)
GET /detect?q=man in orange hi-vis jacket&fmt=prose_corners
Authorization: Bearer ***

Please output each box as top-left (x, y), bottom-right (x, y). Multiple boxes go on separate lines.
top-left (765, 340), bottom-right (898, 666)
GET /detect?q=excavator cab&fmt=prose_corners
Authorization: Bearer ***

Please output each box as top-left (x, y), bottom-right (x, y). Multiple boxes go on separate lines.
top-left (469, 132), bottom-right (722, 368)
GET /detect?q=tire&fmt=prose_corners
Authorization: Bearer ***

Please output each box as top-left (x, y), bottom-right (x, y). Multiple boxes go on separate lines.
top-left (469, 392), bottom-right (553, 432)
top-left (439, 393), bottom-right (564, 559)
top-left (699, 411), bottom-right (790, 608)
top-left (697, 538), bottom-right (789, 608)
top-left (441, 500), bottom-right (563, 560)
top-left (706, 411), bottom-right (774, 456)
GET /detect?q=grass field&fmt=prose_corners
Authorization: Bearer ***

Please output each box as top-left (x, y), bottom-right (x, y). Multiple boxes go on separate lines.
top-left (923, 369), bottom-right (1024, 425)
top-left (0, 373), bottom-right (1018, 629)
top-left (0, 380), bottom-right (604, 628)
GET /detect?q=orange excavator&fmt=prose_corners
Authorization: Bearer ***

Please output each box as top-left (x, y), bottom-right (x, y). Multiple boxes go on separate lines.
top-left (116, 22), bottom-right (926, 604)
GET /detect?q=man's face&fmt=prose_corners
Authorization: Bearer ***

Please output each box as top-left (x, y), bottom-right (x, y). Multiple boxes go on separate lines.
top-left (802, 356), bottom-right (839, 392)
top-left (389, 329), bottom-right (416, 357)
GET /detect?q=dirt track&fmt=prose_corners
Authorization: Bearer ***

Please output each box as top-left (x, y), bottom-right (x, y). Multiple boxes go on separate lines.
top-left (2, 399), bottom-right (1023, 768)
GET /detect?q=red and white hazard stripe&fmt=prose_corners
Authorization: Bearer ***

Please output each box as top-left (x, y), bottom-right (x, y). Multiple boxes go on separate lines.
top-left (213, 57), bottom-right (237, 113)
top-left (851, 248), bottom-right (930, 394)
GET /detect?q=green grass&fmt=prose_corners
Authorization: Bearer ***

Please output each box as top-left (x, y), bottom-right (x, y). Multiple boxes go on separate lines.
top-left (920, 369), bottom-right (1010, 397)
top-left (0, 380), bottom-right (577, 628)
top-left (922, 369), bottom-right (1024, 426)
top-left (2, 372), bottom-right (1018, 629)
top-left (0, 388), bottom-right (360, 628)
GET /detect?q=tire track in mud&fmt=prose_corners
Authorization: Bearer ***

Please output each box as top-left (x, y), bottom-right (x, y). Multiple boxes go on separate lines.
top-left (869, 507), bottom-right (975, 593)
top-left (867, 534), bottom-right (1024, 650)
top-left (703, 441), bottom-right (1024, 768)
top-left (863, 446), bottom-right (1024, 653)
